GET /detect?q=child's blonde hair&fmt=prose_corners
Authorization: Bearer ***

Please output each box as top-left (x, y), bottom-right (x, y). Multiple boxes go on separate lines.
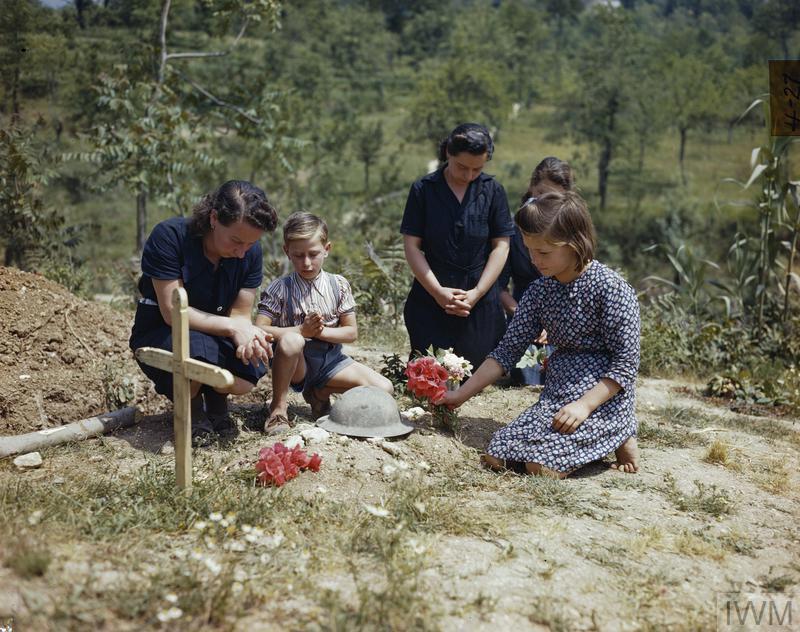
top-left (515, 191), bottom-right (596, 270)
top-left (283, 211), bottom-right (329, 244)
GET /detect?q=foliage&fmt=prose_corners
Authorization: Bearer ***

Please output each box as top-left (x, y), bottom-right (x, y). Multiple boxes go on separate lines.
top-left (0, 122), bottom-right (60, 257)
top-left (67, 67), bottom-right (223, 249)
top-left (380, 352), bottom-right (407, 392)
top-left (406, 56), bottom-right (510, 149)
top-left (349, 239), bottom-right (410, 325)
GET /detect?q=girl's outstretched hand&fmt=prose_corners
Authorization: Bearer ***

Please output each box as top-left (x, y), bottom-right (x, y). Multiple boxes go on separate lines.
top-left (552, 400), bottom-right (591, 434)
top-left (434, 388), bottom-right (466, 409)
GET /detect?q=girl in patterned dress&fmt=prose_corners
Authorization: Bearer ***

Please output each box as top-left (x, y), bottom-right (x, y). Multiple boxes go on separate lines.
top-left (437, 191), bottom-right (640, 477)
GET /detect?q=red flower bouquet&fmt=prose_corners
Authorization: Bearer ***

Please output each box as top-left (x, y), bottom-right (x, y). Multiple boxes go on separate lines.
top-left (405, 350), bottom-right (470, 430)
top-left (256, 442), bottom-right (322, 487)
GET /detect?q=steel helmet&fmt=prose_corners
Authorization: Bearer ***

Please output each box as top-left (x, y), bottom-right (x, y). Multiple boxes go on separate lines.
top-left (316, 386), bottom-right (414, 438)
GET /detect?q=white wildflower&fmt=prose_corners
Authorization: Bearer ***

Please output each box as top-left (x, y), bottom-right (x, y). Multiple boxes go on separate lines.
top-left (156, 607), bottom-right (183, 622)
top-left (363, 504), bottom-right (390, 518)
top-left (193, 521), bottom-right (207, 531)
top-left (164, 593), bottom-right (178, 604)
top-left (28, 510), bottom-right (43, 526)
top-left (208, 512), bottom-right (223, 522)
top-left (413, 501), bottom-right (426, 514)
top-left (224, 540), bottom-right (246, 552)
top-left (203, 557), bottom-right (222, 576)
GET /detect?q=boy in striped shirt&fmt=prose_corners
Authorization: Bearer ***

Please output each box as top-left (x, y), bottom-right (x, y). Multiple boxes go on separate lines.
top-left (256, 211), bottom-right (394, 433)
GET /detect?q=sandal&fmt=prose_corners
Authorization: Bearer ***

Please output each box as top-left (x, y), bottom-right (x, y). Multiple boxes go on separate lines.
top-left (264, 410), bottom-right (292, 435)
top-left (302, 385), bottom-right (331, 421)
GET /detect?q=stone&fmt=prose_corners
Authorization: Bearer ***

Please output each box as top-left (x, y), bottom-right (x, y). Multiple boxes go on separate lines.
top-left (299, 427), bottom-right (330, 444)
top-left (284, 435), bottom-right (304, 449)
top-left (13, 452), bottom-right (43, 469)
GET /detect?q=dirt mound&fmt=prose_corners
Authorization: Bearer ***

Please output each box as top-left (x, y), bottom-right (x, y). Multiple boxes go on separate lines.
top-left (0, 266), bottom-right (148, 435)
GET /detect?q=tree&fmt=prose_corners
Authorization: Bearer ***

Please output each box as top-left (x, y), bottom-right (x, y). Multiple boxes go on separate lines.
top-left (559, 6), bottom-right (639, 210)
top-left (0, 123), bottom-right (59, 267)
top-left (75, 0), bottom-right (285, 254)
top-left (407, 58), bottom-right (510, 150)
top-left (355, 120), bottom-right (383, 192)
top-left (0, 0), bottom-right (34, 120)
top-left (662, 54), bottom-right (717, 184)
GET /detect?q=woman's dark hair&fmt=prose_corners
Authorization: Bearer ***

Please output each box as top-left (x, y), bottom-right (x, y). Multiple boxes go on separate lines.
top-left (521, 157), bottom-right (574, 202)
top-left (189, 180), bottom-right (279, 235)
top-left (437, 123), bottom-right (494, 163)
top-left (515, 190), bottom-right (596, 270)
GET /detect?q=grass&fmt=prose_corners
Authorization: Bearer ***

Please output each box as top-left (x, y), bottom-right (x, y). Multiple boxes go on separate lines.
top-left (661, 473), bottom-right (735, 517)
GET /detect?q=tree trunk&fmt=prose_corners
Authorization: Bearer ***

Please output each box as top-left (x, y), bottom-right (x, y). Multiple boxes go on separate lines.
top-left (75, 0), bottom-right (87, 28)
top-left (11, 63), bottom-right (20, 123)
top-left (598, 140), bottom-right (611, 212)
top-left (364, 163), bottom-right (370, 191)
top-left (136, 189), bottom-right (147, 254)
top-left (679, 127), bottom-right (687, 185)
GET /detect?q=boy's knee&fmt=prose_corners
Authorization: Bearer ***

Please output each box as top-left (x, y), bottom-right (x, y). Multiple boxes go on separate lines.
top-left (277, 332), bottom-right (305, 355)
top-left (375, 375), bottom-right (394, 395)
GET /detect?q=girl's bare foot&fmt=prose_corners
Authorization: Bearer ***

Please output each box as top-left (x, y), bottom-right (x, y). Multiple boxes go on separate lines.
top-left (610, 436), bottom-right (639, 473)
top-left (525, 462), bottom-right (568, 479)
top-left (480, 454), bottom-right (506, 471)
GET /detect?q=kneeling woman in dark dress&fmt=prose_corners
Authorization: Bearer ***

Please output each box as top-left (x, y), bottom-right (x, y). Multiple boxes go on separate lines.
top-left (400, 123), bottom-right (514, 369)
top-left (130, 180), bottom-right (278, 445)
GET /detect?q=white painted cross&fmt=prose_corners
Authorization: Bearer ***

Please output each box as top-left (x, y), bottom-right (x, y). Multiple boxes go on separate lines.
top-left (135, 287), bottom-right (234, 489)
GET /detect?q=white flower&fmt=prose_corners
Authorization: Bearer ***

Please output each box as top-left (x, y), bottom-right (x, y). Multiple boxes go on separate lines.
top-left (208, 512), bottom-right (223, 522)
top-left (401, 406), bottom-right (426, 420)
top-left (363, 504), bottom-right (390, 518)
top-left (157, 607), bottom-right (183, 622)
top-left (193, 521), bottom-right (207, 531)
top-left (164, 593), bottom-right (178, 604)
top-left (203, 557), bottom-right (222, 576)
top-left (224, 540), bottom-right (246, 552)
top-left (28, 510), bottom-right (43, 526)
top-left (440, 352), bottom-right (473, 380)
top-left (231, 581), bottom-right (244, 596)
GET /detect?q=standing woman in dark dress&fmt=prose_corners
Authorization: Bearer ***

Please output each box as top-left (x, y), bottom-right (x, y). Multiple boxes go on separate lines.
top-left (130, 180), bottom-right (278, 445)
top-left (401, 123), bottom-right (515, 369)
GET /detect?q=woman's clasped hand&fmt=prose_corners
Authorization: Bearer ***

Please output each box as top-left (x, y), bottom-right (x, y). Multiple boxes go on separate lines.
top-left (231, 319), bottom-right (274, 366)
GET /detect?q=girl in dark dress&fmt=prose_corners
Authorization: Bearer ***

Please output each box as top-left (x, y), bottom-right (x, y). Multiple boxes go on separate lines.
top-left (400, 123), bottom-right (515, 369)
top-left (130, 180), bottom-right (278, 445)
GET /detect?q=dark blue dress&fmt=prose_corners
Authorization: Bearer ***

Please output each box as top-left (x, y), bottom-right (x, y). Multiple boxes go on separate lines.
top-left (486, 262), bottom-right (640, 472)
top-left (400, 168), bottom-right (515, 368)
top-left (129, 216), bottom-right (267, 400)
top-left (497, 227), bottom-right (541, 302)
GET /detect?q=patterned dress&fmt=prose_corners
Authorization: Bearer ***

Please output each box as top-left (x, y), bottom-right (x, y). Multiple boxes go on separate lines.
top-left (486, 261), bottom-right (640, 473)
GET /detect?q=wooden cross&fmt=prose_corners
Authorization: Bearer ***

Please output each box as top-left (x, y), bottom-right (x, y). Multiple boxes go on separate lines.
top-left (135, 287), bottom-right (234, 489)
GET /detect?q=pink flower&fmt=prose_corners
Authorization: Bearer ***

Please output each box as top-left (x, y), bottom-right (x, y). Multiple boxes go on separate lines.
top-left (255, 442), bottom-right (323, 487)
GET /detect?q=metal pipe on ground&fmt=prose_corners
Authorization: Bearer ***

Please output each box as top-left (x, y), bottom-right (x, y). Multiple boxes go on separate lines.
top-left (0, 407), bottom-right (137, 458)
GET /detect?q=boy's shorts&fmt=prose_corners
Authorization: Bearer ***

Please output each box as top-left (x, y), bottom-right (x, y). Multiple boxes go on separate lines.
top-left (272, 339), bottom-right (354, 392)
